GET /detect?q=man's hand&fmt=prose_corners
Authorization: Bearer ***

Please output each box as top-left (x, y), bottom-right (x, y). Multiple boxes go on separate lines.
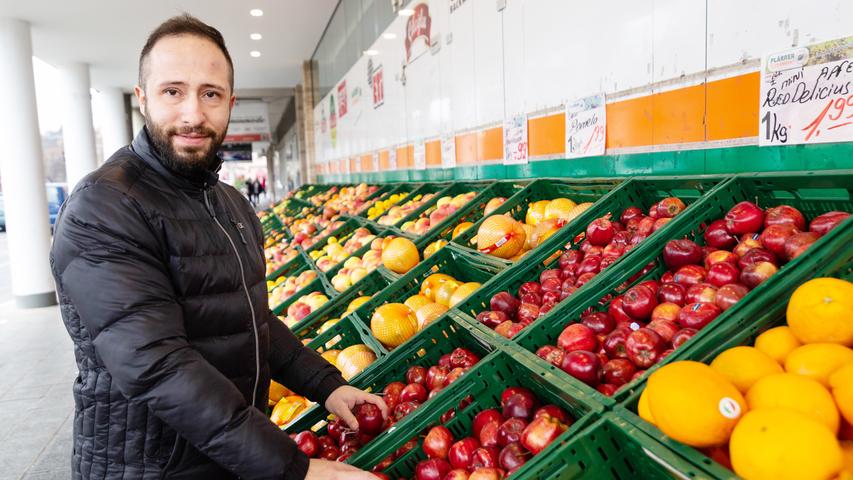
top-left (305, 459), bottom-right (378, 479)
top-left (324, 385), bottom-right (388, 430)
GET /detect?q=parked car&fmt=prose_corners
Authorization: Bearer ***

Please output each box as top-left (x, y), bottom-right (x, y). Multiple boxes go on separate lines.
top-left (0, 183), bottom-right (68, 232)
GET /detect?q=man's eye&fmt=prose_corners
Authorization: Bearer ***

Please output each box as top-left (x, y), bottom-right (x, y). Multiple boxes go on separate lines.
top-left (164, 89), bottom-right (179, 96)
top-left (204, 91), bottom-right (220, 99)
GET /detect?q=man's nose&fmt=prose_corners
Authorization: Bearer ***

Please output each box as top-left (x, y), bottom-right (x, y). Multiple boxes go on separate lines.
top-left (179, 94), bottom-right (205, 125)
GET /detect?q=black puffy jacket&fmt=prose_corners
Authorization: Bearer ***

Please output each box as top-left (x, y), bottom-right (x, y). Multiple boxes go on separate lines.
top-left (50, 128), bottom-right (346, 480)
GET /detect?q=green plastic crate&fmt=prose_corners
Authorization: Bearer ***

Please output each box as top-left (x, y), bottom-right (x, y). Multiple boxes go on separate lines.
top-left (283, 312), bottom-right (499, 448)
top-left (270, 274), bottom-right (334, 317)
top-left (348, 349), bottom-right (605, 476)
top-left (614, 218), bottom-right (853, 480)
top-left (469, 171), bottom-right (853, 408)
top-left (304, 314), bottom-right (388, 382)
top-left (374, 183), bottom-right (454, 228)
top-left (303, 216), bottom-right (365, 257)
top-left (361, 183), bottom-right (424, 221)
top-left (395, 181), bottom-right (493, 238)
top-left (451, 175), bottom-right (730, 348)
top-left (356, 184), bottom-right (416, 218)
top-left (310, 221), bottom-right (387, 277)
top-left (265, 249), bottom-right (308, 283)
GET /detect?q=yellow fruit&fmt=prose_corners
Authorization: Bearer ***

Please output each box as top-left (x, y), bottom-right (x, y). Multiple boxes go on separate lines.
top-left (483, 197), bottom-right (506, 216)
top-left (415, 303), bottom-right (448, 330)
top-left (381, 237), bottom-right (420, 274)
top-left (544, 198), bottom-right (578, 222)
top-left (784, 343), bottom-right (853, 387)
top-left (335, 344), bottom-right (377, 381)
top-left (565, 202), bottom-right (594, 223)
top-left (424, 240), bottom-right (448, 258)
top-left (841, 441), bottom-right (853, 477)
top-left (449, 282), bottom-right (481, 307)
top-left (477, 215), bottom-right (526, 259)
top-left (730, 408), bottom-right (842, 480)
top-left (710, 346), bottom-right (783, 393)
top-left (530, 219), bottom-right (561, 248)
top-left (525, 200), bottom-right (550, 226)
top-left (345, 296), bottom-right (372, 314)
top-left (646, 361), bottom-right (746, 447)
top-left (268, 380), bottom-right (291, 406)
top-left (521, 224), bottom-right (536, 250)
top-left (452, 222), bottom-right (474, 239)
top-left (435, 280), bottom-right (462, 307)
top-left (371, 303), bottom-right (418, 348)
top-left (787, 277), bottom-right (853, 346)
top-left (831, 363), bottom-right (853, 425)
top-left (637, 388), bottom-right (655, 425)
top-left (320, 349), bottom-right (341, 365)
top-left (421, 273), bottom-right (456, 300)
top-left (405, 294), bottom-right (432, 312)
top-left (746, 372), bottom-right (839, 433)
top-left (755, 326), bottom-right (802, 364)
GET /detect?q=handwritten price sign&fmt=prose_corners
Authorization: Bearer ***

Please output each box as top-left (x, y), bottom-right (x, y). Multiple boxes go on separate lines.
top-left (566, 93), bottom-right (607, 158)
top-left (760, 36), bottom-right (853, 146)
top-left (504, 114), bottom-right (529, 165)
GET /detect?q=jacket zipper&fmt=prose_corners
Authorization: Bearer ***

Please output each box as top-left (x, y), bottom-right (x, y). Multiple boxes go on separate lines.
top-left (203, 184), bottom-right (261, 407)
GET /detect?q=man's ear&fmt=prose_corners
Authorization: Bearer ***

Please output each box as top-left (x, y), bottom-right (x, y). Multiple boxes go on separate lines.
top-left (134, 85), bottom-right (146, 117)
top-left (229, 94), bottom-right (236, 110)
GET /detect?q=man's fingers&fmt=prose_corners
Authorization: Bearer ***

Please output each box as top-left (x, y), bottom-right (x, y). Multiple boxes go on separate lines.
top-left (365, 394), bottom-right (388, 418)
top-left (337, 406), bottom-right (359, 430)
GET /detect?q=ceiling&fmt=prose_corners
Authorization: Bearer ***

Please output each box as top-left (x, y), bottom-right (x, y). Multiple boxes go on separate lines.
top-left (0, 0), bottom-right (338, 92)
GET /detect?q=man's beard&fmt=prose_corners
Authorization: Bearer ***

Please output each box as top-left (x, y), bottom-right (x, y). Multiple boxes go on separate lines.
top-left (145, 117), bottom-right (226, 179)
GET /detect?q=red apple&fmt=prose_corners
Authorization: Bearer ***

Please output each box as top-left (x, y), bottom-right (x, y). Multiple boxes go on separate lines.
top-left (622, 285), bottom-right (658, 321)
top-left (738, 248), bottom-right (778, 269)
top-left (541, 290), bottom-right (561, 305)
top-left (423, 425), bottom-right (454, 460)
top-left (519, 292), bottom-right (542, 306)
top-left (470, 446), bottom-right (501, 470)
top-left (327, 418), bottom-right (348, 445)
top-left (648, 319), bottom-right (679, 343)
top-left (392, 401), bottom-right (420, 422)
top-left (294, 431), bottom-right (320, 458)
top-left (446, 367), bottom-right (467, 385)
top-left (686, 283), bottom-right (717, 304)
top-left (516, 303), bottom-right (540, 325)
top-left (407, 366), bottom-right (427, 386)
top-left (625, 328), bottom-right (665, 368)
top-left (784, 231), bottom-right (820, 261)
top-left (602, 358), bottom-right (638, 386)
top-left (704, 250), bottom-right (739, 270)
top-left (704, 219), bottom-right (737, 249)
top-left (608, 297), bottom-right (634, 324)
top-left (498, 418), bottom-right (528, 448)
top-left (490, 292), bottom-right (519, 317)
top-left (662, 239), bottom-right (703, 271)
top-left (415, 458), bottom-right (452, 480)
top-left (469, 468), bottom-right (506, 480)
top-left (383, 382), bottom-right (406, 411)
top-left (340, 438), bottom-right (361, 454)
top-left (559, 350), bottom-right (602, 386)
top-left (450, 348), bottom-right (480, 369)
top-left (319, 446), bottom-right (340, 460)
top-left (673, 265), bottom-right (707, 287)
top-left (317, 436), bottom-right (336, 452)
top-left (657, 282), bottom-right (687, 306)
top-left (740, 261), bottom-right (778, 288)
top-left (440, 407), bottom-right (456, 424)
top-left (494, 321), bottom-right (515, 338)
top-left (587, 217), bottom-right (615, 246)
top-left (733, 233), bottom-right (763, 258)
top-left (354, 403), bottom-right (385, 435)
top-left (502, 392), bottom-right (537, 421)
top-left (498, 442), bottom-right (530, 473)
top-left (576, 256), bottom-right (602, 275)
top-left (657, 197), bottom-right (687, 218)
top-left (809, 211), bottom-right (850, 236)
top-left (401, 383), bottom-right (428, 403)
top-left (534, 405), bottom-right (571, 425)
top-left (715, 283), bottom-right (750, 311)
top-left (536, 344), bottom-right (566, 368)
top-left (448, 437), bottom-right (481, 470)
top-left (650, 302), bottom-right (681, 323)
top-left (581, 312), bottom-right (617, 335)
top-left (520, 414), bottom-right (568, 455)
top-left (479, 419), bottom-right (501, 448)
top-left (705, 262), bottom-right (740, 287)
top-left (620, 206), bottom-right (644, 224)
top-left (396, 438), bottom-right (419, 458)
top-left (725, 201), bottom-right (764, 234)
top-left (478, 311), bottom-right (509, 329)
top-left (759, 223), bottom-right (799, 257)
top-left (557, 323), bottom-right (598, 352)
top-left (603, 326), bottom-right (631, 359)
top-left (426, 366), bottom-right (450, 392)
top-left (575, 272), bottom-right (597, 288)
top-left (518, 282), bottom-right (541, 297)
top-left (559, 250), bottom-right (584, 268)
top-left (472, 409), bottom-right (502, 438)
top-left (539, 269), bottom-right (561, 284)
top-left (444, 469), bottom-right (470, 480)
top-left (764, 205), bottom-right (806, 230)
top-left (677, 302), bottom-right (722, 329)
top-left (671, 328), bottom-right (698, 348)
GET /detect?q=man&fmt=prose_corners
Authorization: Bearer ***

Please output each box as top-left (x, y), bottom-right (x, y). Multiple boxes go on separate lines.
top-left (50, 14), bottom-right (385, 480)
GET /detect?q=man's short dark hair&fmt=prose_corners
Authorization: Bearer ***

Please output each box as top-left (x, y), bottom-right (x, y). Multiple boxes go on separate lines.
top-left (138, 13), bottom-right (234, 91)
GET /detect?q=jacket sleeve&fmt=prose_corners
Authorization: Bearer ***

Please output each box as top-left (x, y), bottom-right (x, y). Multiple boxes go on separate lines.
top-left (50, 184), bottom-right (309, 480)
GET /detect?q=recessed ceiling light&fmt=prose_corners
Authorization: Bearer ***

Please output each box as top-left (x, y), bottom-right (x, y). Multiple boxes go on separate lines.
top-left (250, 9), bottom-right (264, 17)
top-left (382, 33), bottom-right (397, 40)
top-left (250, 50), bottom-right (261, 58)
top-left (364, 49), bottom-right (379, 56)
top-left (250, 33), bottom-right (262, 40)
top-left (397, 8), bottom-right (415, 16)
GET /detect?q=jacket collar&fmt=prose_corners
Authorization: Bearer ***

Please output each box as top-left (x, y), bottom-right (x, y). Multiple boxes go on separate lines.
top-left (130, 127), bottom-right (223, 190)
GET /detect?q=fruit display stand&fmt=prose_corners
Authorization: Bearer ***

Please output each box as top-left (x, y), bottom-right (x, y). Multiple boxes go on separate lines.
top-left (469, 171), bottom-right (852, 410)
top-left (347, 349), bottom-right (605, 477)
top-left (301, 216), bottom-right (365, 260)
top-left (265, 248), bottom-right (307, 282)
top-left (613, 217), bottom-right (853, 479)
top-left (374, 182), bottom-right (455, 228)
top-left (450, 177), bottom-right (624, 264)
top-left (393, 181), bottom-right (491, 238)
top-left (304, 313), bottom-right (388, 381)
top-left (355, 184), bottom-right (417, 217)
top-left (305, 219), bottom-right (387, 275)
top-left (359, 183), bottom-right (425, 221)
top-left (271, 250), bottom-right (337, 317)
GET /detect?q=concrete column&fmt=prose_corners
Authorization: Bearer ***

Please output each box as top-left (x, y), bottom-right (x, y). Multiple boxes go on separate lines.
top-left (97, 87), bottom-right (131, 161)
top-left (299, 60), bottom-right (318, 183)
top-left (57, 62), bottom-right (98, 190)
top-left (0, 18), bottom-right (57, 308)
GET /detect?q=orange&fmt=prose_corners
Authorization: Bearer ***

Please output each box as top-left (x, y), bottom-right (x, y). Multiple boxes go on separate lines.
top-left (320, 349), bottom-right (340, 365)
top-left (421, 273), bottom-right (456, 300)
top-left (525, 200), bottom-right (551, 226)
top-left (335, 344), bottom-right (377, 380)
top-left (787, 277), bottom-right (853, 346)
top-left (730, 408), bottom-right (842, 480)
top-left (710, 346), bottom-right (783, 393)
top-left (646, 361), bottom-right (746, 447)
top-left (415, 303), bottom-right (448, 330)
top-left (784, 343), bottom-right (853, 387)
top-left (477, 215), bottom-right (526, 259)
top-left (381, 237), bottom-right (420, 274)
top-left (405, 294), bottom-right (432, 312)
top-left (544, 197), bottom-right (578, 222)
top-left (345, 296), bottom-right (372, 314)
top-left (746, 372), bottom-right (839, 433)
top-left (452, 222), bottom-right (474, 239)
top-left (831, 363), bottom-right (853, 425)
top-left (754, 326), bottom-right (802, 364)
top-left (370, 303), bottom-right (418, 348)
top-left (449, 282), bottom-right (481, 307)
top-left (434, 280), bottom-right (462, 307)
top-left (268, 380), bottom-right (291, 407)
top-left (841, 441), bottom-right (853, 478)
top-left (424, 240), bottom-right (448, 258)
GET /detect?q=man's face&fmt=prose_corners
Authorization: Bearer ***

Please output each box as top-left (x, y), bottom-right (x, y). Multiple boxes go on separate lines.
top-left (134, 34), bottom-right (235, 177)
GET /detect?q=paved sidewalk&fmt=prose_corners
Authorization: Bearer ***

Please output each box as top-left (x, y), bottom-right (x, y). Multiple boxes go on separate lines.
top-left (0, 302), bottom-right (76, 480)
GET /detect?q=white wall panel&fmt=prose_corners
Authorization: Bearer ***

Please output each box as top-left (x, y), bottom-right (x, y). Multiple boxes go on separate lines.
top-left (472, 0), bottom-right (504, 125)
top-left (653, 0), bottom-right (706, 82)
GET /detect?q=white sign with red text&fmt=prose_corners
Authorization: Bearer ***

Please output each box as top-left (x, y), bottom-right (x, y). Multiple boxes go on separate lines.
top-left (503, 114), bottom-right (528, 165)
top-left (566, 93), bottom-right (606, 158)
